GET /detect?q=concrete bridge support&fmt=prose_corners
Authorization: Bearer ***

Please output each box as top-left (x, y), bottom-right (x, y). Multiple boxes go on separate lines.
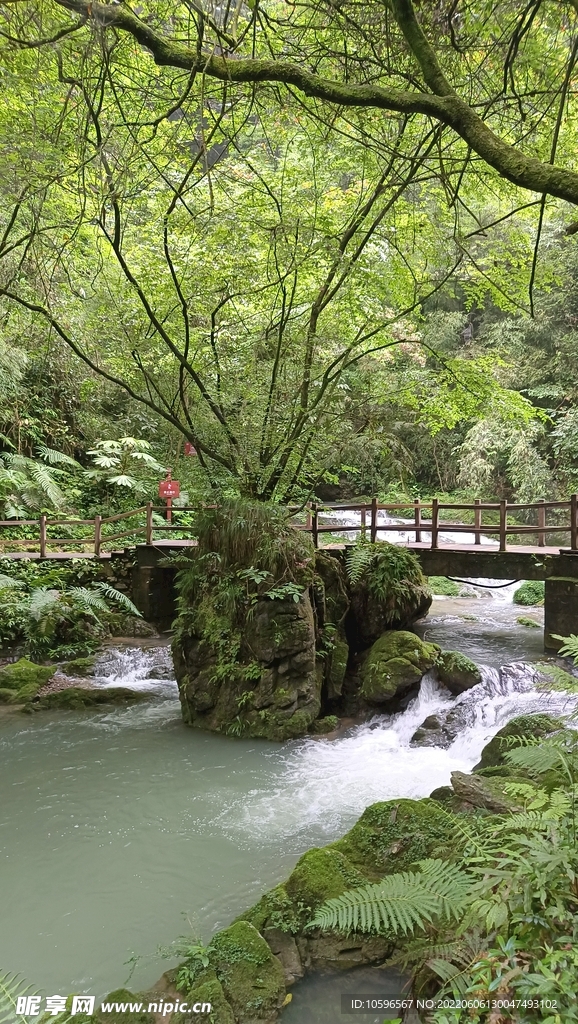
top-left (544, 577), bottom-right (578, 651)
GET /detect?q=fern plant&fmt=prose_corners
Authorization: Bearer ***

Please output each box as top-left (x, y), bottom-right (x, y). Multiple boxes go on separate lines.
top-left (0, 971), bottom-right (36, 1024)
top-left (308, 859), bottom-right (472, 936)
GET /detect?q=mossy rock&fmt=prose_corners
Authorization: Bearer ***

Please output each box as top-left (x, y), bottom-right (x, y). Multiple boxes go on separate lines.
top-left (513, 581), bottom-right (545, 606)
top-left (474, 714), bottom-right (565, 770)
top-left (285, 847), bottom-right (367, 913)
top-left (209, 921), bottom-right (285, 1023)
top-left (359, 631), bottom-right (439, 702)
top-left (314, 551), bottom-right (350, 626)
top-left (60, 656), bottom-right (97, 676)
top-left (516, 616), bottom-right (541, 629)
top-left (436, 650), bottom-right (481, 694)
top-left (325, 636), bottom-right (349, 699)
top-left (450, 771), bottom-right (528, 813)
top-left (309, 715), bottom-right (340, 734)
top-left (0, 658), bottom-right (55, 701)
top-left (0, 687), bottom-right (18, 704)
top-left (181, 977), bottom-right (234, 1024)
top-left (239, 883), bottom-right (299, 935)
top-left (31, 687), bottom-right (149, 710)
top-left (332, 797), bottom-right (454, 879)
top-left (94, 990), bottom-right (154, 1024)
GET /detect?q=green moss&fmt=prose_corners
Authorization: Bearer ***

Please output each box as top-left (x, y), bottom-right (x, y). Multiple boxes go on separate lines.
top-left (436, 650), bottom-right (481, 693)
top-left (0, 658), bottom-right (54, 700)
top-left (181, 977), bottom-right (234, 1024)
top-left (0, 687), bottom-right (17, 703)
top-left (60, 656), bottom-right (97, 676)
top-left (360, 631), bottom-right (439, 702)
top-left (332, 798), bottom-right (455, 878)
top-left (238, 884), bottom-right (299, 935)
top-left (474, 714), bottom-right (565, 770)
top-left (95, 990), bottom-right (154, 1024)
top-left (31, 687), bottom-right (149, 710)
top-left (428, 576), bottom-right (462, 596)
top-left (251, 707), bottom-right (317, 741)
top-left (513, 581), bottom-right (545, 606)
top-left (209, 921), bottom-right (285, 1022)
top-left (516, 616), bottom-right (541, 628)
top-left (310, 715), bottom-right (340, 734)
top-left (285, 847), bottom-right (366, 913)
top-left (327, 636), bottom-right (348, 695)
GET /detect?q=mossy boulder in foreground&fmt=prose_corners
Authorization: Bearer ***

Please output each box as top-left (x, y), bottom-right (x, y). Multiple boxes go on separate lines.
top-left (436, 650), bottom-right (481, 694)
top-left (474, 713), bottom-right (565, 770)
top-left (359, 631), bottom-right (439, 702)
top-left (0, 658), bottom-right (55, 703)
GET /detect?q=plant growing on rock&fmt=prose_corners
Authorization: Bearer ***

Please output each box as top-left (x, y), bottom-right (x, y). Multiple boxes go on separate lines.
top-left (310, 723), bottom-right (578, 1020)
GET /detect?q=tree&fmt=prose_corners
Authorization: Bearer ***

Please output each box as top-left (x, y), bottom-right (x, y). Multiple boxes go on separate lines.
top-left (0, 1), bottom-right (556, 497)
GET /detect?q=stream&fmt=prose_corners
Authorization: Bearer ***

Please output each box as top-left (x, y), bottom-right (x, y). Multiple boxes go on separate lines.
top-left (0, 591), bottom-right (571, 1021)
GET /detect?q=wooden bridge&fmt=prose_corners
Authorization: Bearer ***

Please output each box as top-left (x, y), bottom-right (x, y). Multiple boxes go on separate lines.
top-left (2, 497), bottom-right (578, 650)
top-left (1, 495), bottom-right (578, 557)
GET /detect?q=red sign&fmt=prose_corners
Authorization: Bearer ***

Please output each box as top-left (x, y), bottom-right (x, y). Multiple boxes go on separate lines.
top-left (184, 442), bottom-right (197, 456)
top-left (159, 479), bottom-right (180, 498)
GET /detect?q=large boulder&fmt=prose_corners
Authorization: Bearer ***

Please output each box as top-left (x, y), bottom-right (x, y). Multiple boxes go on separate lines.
top-left (359, 631), bottom-right (439, 703)
top-left (436, 650), bottom-right (481, 694)
top-left (174, 591), bottom-right (322, 741)
top-left (450, 771), bottom-right (523, 813)
top-left (0, 658), bottom-right (55, 703)
top-left (474, 713), bottom-right (565, 770)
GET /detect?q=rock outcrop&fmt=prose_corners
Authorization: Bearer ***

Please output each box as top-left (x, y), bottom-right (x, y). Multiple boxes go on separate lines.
top-left (359, 631), bottom-right (439, 703)
top-left (174, 590), bottom-right (321, 742)
top-left (436, 650), bottom-right (481, 694)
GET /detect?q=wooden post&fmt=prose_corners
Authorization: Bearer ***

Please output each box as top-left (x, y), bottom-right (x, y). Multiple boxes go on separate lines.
top-left (414, 498), bottom-right (422, 543)
top-left (537, 498), bottom-right (546, 548)
top-left (572, 494), bottom-right (578, 551)
top-left (431, 498), bottom-right (439, 550)
top-left (166, 496), bottom-right (172, 523)
top-left (312, 503), bottom-right (319, 548)
top-left (499, 499), bottom-right (507, 552)
top-left (94, 515), bottom-right (102, 557)
top-left (360, 505), bottom-right (367, 541)
top-left (39, 515), bottom-right (47, 558)
top-left (146, 502), bottom-right (153, 545)
top-left (370, 496), bottom-right (378, 543)
top-left (305, 503), bottom-right (312, 532)
top-left (474, 498), bottom-right (481, 545)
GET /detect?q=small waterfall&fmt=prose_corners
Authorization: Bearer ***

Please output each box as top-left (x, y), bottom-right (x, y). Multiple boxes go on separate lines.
top-left (222, 660), bottom-right (578, 846)
top-left (92, 646), bottom-right (177, 697)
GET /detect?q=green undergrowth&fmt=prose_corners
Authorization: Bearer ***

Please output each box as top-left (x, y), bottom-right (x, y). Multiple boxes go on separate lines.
top-left (513, 580), bottom-right (545, 605)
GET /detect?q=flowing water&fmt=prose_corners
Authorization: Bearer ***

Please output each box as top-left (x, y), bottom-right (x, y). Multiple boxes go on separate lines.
top-left (0, 589), bottom-right (573, 1019)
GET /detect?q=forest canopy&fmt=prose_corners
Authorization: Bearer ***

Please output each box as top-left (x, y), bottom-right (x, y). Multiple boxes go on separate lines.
top-left (1, 0), bottom-right (578, 504)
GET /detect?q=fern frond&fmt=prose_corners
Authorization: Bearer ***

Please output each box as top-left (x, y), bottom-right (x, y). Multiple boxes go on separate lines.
top-left (505, 743), bottom-right (571, 775)
top-left (551, 633), bottom-right (578, 663)
top-left (68, 588), bottom-right (109, 614)
top-left (92, 582), bottom-right (142, 617)
top-left (28, 588), bottom-right (60, 622)
top-left (36, 444), bottom-right (80, 468)
top-left (308, 859), bottom-right (472, 936)
top-left (0, 574), bottom-right (23, 589)
top-left (536, 662), bottom-right (578, 692)
top-left (345, 544), bottom-right (374, 585)
top-left (0, 971), bottom-right (36, 1024)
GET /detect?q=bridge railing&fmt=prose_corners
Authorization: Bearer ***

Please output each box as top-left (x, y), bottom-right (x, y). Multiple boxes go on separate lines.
top-left (1, 496), bottom-right (577, 555)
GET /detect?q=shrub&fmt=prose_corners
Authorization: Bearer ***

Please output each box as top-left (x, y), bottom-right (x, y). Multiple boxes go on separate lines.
top-left (513, 580), bottom-right (545, 605)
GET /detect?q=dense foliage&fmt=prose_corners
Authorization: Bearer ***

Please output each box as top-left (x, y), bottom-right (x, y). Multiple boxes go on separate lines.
top-left (1, 2), bottom-right (578, 507)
